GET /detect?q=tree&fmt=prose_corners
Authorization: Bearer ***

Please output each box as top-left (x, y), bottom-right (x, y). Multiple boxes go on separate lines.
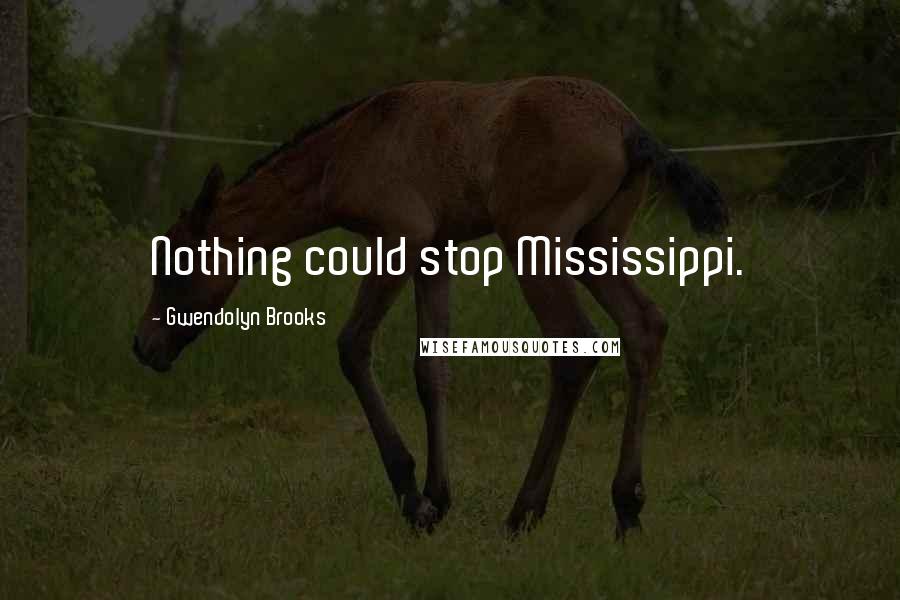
top-left (758, 0), bottom-right (900, 205)
top-left (0, 0), bottom-right (29, 364)
top-left (142, 0), bottom-right (187, 219)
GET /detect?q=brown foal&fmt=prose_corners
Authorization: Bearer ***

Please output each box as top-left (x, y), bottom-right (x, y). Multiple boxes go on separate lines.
top-left (133, 77), bottom-right (727, 537)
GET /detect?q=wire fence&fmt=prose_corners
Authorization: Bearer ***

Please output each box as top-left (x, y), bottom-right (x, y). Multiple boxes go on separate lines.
top-left (4, 107), bottom-right (897, 153)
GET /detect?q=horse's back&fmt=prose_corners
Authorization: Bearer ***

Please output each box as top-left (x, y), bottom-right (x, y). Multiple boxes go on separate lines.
top-left (333, 77), bottom-right (636, 238)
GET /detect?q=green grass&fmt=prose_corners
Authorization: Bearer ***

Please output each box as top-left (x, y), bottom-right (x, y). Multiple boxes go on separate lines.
top-left (1, 402), bottom-right (899, 599)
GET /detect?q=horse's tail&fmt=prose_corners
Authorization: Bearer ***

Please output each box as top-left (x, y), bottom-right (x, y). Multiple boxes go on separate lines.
top-left (623, 124), bottom-right (728, 235)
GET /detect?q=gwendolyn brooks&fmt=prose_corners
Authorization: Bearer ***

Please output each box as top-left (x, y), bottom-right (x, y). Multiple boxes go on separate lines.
top-left (159, 307), bottom-right (326, 331)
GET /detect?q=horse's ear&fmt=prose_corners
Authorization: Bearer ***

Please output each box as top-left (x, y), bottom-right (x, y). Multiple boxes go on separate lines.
top-left (191, 164), bottom-right (225, 232)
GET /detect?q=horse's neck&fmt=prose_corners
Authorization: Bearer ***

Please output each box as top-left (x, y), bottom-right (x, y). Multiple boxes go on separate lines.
top-left (213, 138), bottom-right (338, 249)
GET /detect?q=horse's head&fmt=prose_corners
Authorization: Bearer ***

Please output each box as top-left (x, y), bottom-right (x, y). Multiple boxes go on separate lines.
top-left (133, 165), bottom-right (239, 372)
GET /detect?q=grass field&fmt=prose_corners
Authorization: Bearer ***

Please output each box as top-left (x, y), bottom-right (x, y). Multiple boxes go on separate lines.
top-left (2, 402), bottom-right (899, 599)
top-left (3, 196), bottom-right (899, 597)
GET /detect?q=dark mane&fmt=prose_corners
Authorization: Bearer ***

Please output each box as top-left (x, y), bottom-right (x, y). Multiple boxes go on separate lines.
top-left (234, 95), bottom-right (373, 186)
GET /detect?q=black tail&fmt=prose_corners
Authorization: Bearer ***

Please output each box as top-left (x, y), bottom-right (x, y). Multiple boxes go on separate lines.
top-left (624, 124), bottom-right (728, 235)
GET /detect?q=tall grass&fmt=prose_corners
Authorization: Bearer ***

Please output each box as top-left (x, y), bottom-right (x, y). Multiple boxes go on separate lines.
top-left (6, 196), bottom-right (899, 451)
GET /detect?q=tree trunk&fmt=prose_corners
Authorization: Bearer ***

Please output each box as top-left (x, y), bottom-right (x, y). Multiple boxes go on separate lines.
top-left (0, 0), bottom-right (29, 365)
top-left (142, 0), bottom-right (187, 220)
top-left (655, 0), bottom-right (684, 117)
top-left (860, 0), bottom-right (898, 198)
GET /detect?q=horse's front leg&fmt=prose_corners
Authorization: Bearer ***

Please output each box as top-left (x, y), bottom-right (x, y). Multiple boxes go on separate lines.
top-left (338, 246), bottom-right (438, 530)
top-left (414, 269), bottom-right (452, 521)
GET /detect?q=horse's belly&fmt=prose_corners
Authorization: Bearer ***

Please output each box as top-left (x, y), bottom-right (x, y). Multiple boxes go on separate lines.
top-left (431, 185), bottom-right (494, 243)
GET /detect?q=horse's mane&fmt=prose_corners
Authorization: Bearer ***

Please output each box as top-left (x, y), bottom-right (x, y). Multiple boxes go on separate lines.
top-left (234, 94), bottom-right (373, 186)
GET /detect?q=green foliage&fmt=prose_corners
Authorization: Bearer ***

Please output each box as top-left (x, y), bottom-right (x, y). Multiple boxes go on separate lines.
top-left (24, 0), bottom-right (140, 373)
top-left (85, 8), bottom-right (215, 222)
top-left (753, 0), bottom-right (900, 205)
top-left (578, 195), bottom-right (900, 452)
top-left (12, 0), bottom-right (900, 454)
top-left (28, 0), bottom-right (85, 116)
top-left (79, 0), bottom-right (898, 226)
top-left (27, 0), bottom-right (106, 229)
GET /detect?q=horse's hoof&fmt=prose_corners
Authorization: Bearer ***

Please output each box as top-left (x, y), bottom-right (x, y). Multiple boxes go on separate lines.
top-left (505, 510), bottom-right (542, 538)
top-left (425, 486), bottom-right (452, 520)
top-left (614, 515), bottom-right (642, 542)
top-left (612, 480), bottom-right (646, 542)
top-left (403, 494), bottom-right (441, 533)
top-left (505, 517), bottom-right (523, 539)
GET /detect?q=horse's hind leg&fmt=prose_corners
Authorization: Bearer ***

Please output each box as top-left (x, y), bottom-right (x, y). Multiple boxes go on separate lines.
top-left (338, 244), bottom-right (438, 530)
top-left (576, 264), bottom-right (666, 538)
top-left (574, 171), bottom-right (668, 538)
top-left (500, 227), bottom-right (601, 533)
top-left (413, 269), bottom-right (452, 519)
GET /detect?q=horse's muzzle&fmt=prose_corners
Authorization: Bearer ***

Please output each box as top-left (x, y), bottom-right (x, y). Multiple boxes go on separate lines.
top-left (133, 335), bottom-right (172, 373)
